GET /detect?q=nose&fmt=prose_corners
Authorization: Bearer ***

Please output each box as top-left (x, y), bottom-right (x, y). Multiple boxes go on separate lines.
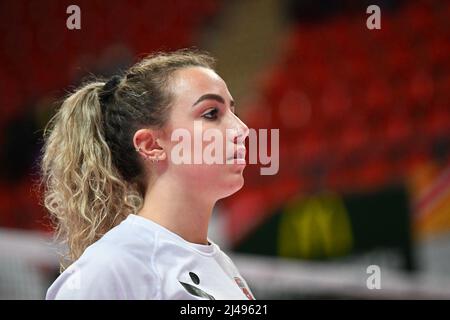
top-left (232, 116), bottom-right (249, 144)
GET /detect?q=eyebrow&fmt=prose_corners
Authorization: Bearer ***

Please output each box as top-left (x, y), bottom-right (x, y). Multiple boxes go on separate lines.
top-left (192, 93), bottom-right (235, 108)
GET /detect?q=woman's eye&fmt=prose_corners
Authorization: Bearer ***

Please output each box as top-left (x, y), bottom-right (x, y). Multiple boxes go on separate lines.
top-left (202, 108), bottom-right (219, 120)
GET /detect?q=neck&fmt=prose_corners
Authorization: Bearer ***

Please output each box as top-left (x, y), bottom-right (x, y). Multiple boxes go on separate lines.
top-left (137, 174), bottom-right (215, 245)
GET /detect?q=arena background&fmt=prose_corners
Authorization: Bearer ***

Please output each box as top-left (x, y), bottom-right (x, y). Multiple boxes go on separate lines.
top-left (0, 0), bottom-right (449, 299)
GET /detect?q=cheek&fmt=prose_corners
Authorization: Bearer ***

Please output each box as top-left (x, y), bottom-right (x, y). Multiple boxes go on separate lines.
top-left (165, 123), bottom-right (229, 163)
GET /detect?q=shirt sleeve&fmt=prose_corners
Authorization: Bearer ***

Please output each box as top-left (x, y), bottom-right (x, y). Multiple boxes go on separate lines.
top-left (46, 247), bottom-right (160, 300)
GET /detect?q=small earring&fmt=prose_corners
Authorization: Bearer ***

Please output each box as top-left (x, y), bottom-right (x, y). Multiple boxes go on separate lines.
top-left (135, 147), bottom-right (142, 152)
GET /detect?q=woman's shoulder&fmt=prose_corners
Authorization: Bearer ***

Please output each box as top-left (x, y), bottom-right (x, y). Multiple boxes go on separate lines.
top-left (46, 221), bottom-right (160, 299)
top-left (84, 217), bottom-right (158, 265)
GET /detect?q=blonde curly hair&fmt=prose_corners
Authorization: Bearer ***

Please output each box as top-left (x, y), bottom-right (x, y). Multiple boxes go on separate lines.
top-left (40, 49), bottom-right (215, 269)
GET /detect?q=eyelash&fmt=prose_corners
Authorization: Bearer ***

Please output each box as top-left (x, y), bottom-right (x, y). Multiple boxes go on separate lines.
top-left (202, 108), bottom-right (219, 120)
top-left (201, 107), bottom-right (239, 121)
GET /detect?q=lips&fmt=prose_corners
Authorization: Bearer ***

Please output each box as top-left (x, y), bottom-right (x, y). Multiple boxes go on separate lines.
top-left (227, 146), bottom-right (246, 163)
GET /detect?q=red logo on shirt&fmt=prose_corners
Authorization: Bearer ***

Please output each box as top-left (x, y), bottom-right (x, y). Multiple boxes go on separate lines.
top-left (234, 277), bottom-right (254, 300)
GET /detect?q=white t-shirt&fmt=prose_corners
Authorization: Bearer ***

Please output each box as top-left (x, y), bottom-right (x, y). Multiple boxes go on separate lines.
top-left (46, 214), bottom-right (255, 300)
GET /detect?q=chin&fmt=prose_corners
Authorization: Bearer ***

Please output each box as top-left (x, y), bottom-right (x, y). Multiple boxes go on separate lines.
top-left (218, 175), bottom-right (245, 199)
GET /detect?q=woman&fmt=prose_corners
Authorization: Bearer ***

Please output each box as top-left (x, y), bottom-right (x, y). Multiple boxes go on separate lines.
top-left (41, 49), bottom-right (254, 300)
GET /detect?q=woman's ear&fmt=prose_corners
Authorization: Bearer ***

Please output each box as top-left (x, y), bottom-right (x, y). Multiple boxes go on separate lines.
top-left (154, 139), bottom-right (167, 160)
top-left (134, 129), bottom-right (166, 161)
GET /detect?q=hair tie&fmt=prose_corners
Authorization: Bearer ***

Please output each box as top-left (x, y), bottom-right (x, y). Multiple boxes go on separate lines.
top-left (99, 75), bottom-right (122, 104)
top-left (104, 75), bottom-right (122, 91)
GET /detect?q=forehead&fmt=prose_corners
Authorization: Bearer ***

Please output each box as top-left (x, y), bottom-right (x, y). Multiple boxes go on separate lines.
top-left (169, 67), bottom-right (231, 102)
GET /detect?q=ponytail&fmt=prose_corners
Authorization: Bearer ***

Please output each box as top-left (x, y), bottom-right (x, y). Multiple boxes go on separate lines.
top-left (41, 82), bottom-right (142, 268)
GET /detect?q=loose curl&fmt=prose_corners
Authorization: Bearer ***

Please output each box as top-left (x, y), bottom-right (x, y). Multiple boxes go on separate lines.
top-left (40, 49), bottom-right (215, 269)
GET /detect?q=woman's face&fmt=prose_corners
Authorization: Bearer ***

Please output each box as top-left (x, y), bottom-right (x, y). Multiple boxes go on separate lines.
top-left (159, 66), bottom-right (249, 200)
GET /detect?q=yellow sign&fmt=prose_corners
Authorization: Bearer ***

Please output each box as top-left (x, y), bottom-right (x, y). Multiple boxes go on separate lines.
top-left (278, 193), bottom-right (353, 259)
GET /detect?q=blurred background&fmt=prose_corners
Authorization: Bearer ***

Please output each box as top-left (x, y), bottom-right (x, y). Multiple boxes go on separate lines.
top-left (0, 0), bottom-right (449, 299)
